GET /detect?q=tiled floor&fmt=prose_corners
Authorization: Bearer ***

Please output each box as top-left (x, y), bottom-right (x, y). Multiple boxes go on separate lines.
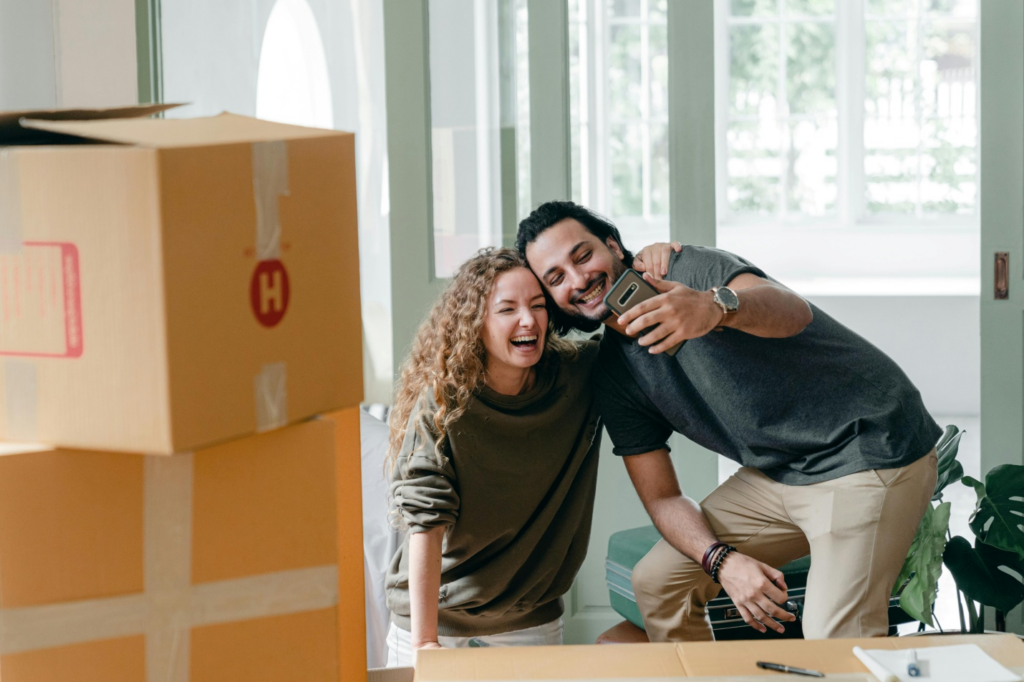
top-left (717, 415), bottom-right (981, 635)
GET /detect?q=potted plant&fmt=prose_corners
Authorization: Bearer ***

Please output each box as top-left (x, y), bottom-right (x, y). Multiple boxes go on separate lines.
top-left (894, 426), bottom-right (1024, 633)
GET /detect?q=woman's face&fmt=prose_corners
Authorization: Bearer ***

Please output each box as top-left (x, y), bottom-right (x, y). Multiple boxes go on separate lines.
top-left (481, 267), bottom-right (549, 374)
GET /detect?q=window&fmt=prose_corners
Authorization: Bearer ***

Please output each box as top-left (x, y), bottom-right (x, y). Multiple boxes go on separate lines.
top-left (571, 0), bottom-right (670, 248)
top-left (254, 0), bottom-right (333, 129)
top-left (718, 0), bottom-right (977, 223)
top-left (571, 0), bottom-right (980, 291)
top-left (715, 0), bottom-right (979, 290)
top-left (430, 0), bottom-right (532, 278)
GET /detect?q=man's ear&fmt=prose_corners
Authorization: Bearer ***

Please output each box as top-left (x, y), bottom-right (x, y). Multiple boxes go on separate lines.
top-left (605, 236), bottom-right (626, 261)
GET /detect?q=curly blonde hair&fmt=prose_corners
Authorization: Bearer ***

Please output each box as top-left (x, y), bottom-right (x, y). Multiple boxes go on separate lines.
top-left (387, 247), bottom-right (577, 475)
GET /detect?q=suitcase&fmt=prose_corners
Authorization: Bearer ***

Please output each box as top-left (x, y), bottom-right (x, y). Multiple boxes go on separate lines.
top-left (606, 525), bottom-right (912, 639)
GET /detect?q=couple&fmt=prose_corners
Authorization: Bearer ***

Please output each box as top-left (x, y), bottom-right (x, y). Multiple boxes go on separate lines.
top-left (385, 202), bottom-right (940, 665)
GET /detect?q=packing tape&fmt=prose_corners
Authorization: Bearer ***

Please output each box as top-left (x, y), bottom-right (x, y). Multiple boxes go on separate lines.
top-left (252, 140), bottom-right (289, 262)
top-left (144, 453), bottom-right (194, 682)
top-left (0, 149), bottom-right (22, 254)
top-left (254, 362), bottom-right (288, 433)
top-left (0, 452), bottom-right (339, 681)
top-left (4, 360), bottom-right (38, 441)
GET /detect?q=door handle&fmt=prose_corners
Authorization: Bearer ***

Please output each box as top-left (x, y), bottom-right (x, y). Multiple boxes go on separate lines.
top-left (995, 252), bottom-right (1009, 300)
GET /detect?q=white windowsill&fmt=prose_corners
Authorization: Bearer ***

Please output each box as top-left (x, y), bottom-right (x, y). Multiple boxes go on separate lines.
top-left (786, 276), bottom-right (981, 297)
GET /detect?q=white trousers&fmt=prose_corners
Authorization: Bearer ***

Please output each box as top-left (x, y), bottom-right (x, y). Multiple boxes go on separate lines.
top-left (385, 618), bottom-right (564, 667)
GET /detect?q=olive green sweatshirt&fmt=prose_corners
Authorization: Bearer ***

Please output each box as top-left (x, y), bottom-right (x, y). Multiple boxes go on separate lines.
top-left (386, 340), bottom-right (602, 637)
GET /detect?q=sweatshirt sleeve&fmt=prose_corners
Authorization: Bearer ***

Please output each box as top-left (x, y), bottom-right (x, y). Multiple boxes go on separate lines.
top-left (390, 397), bottom-right (460, 534)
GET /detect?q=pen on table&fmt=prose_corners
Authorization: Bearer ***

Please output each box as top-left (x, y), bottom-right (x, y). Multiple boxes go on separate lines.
top-left (756, 661), bottom-right (825, 678)
top-left (907, 650), bottom-right (921, 677)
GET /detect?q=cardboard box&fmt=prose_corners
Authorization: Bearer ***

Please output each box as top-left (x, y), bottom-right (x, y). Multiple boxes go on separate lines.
top-left (0, 105), bottom-right (361, 454)
top-left (0, 412), bottom-right (366, 682)
top-left (415, 634), bottom-right (1024, 680)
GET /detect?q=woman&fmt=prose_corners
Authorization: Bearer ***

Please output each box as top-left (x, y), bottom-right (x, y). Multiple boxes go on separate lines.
top-left (384, 244), bottom-right (677, 665)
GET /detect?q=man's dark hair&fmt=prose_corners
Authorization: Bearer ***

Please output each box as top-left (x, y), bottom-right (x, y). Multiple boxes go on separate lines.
top-left (515, 201), bottom-right (634, 266)
top-left (516, 201), bottom-right (633, 335)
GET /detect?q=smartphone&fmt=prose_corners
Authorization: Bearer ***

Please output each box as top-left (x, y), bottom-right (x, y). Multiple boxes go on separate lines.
top-left (603, 269), bottom-right (684, 357)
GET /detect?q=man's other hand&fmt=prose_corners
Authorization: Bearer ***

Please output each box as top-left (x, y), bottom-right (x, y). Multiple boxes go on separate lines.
top-left (716, 552), bottom-right (794, 634)
top-left (632, 241), bottom-right (682, 279)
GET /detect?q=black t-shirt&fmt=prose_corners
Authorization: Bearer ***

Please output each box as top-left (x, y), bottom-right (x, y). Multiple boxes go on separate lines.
top-left (595, 246), bottom-right (942, 485)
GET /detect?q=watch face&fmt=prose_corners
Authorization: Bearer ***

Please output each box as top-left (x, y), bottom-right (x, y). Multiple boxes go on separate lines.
top-left (716, 286), bottom-right (739, 311)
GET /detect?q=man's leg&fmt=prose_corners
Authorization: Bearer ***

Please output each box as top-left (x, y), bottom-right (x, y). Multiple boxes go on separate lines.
top-left (787, 451), bottom-right (938, 639)
top-left (631, 467), bottom-right (811, 642)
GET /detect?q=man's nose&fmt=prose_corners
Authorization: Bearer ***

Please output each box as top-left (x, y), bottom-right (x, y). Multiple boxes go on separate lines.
top-left (568, 267), bottom-right (589, 291)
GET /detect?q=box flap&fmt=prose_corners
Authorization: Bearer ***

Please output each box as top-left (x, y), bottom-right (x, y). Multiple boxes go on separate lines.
top-left (21, 112), bottom-right (348, 149)
top-left (0, 103), bottom-right (180, 145)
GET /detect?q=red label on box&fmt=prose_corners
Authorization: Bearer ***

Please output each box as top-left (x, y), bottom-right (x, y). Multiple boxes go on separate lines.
top-left (250, 259), bottom-right (290, 328)
top-left (0, 242), bottom-right (84, 358)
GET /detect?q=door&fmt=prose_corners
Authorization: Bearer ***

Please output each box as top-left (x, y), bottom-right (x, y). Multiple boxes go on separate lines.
top-left (980, 0), bottom-right (1024, 633)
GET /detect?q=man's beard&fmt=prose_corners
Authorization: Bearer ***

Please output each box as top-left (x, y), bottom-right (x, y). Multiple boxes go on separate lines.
top-left (560, 256), bottom-right (627, 329)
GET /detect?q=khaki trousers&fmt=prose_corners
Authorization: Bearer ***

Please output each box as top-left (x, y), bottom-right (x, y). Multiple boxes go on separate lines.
top-left (632, 450), bottom-right (937, 641)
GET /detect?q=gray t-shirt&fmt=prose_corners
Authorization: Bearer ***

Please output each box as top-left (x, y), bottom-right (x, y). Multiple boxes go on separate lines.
top-left (595, 246), bottom-right (941, 485)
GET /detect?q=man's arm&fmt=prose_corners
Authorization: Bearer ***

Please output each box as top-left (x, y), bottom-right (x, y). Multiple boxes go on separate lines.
top-left (616, 273), bottom-right (813, 354)
top-left (623, 449), bottom-right (795, 633)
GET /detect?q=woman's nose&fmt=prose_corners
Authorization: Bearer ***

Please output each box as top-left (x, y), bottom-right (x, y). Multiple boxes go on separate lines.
top-left (519, 310), bottom-right (537, 327)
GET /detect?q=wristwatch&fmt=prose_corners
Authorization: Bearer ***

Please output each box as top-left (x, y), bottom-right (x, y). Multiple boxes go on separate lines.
top-left (711, 286), bottom-right (739, 317)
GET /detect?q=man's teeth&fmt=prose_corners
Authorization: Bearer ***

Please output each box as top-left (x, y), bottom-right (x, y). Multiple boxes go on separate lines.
top-left (579, 282), bottom-right (604, 304)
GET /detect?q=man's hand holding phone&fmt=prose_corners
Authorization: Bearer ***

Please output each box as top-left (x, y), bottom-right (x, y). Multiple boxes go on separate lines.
top-left (617, 274), bottom-right (725, 354)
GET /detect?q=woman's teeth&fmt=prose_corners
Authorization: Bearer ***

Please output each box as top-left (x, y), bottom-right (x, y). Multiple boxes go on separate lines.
top-left (579, 281), bottom-right (604, 304)
top-left (511, 335), bottom-right (538, 346)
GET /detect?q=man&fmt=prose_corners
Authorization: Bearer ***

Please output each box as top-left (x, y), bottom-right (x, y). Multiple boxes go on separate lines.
top-left (517, 201), bottom-right (940, 642)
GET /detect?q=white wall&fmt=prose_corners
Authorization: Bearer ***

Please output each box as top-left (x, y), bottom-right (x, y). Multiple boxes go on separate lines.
top-left (806, 295), bottom-right (980, 416)
top-left (0, 0), bottom-right (136, 110)
top-left (0, 0), bottom-right (59, 109)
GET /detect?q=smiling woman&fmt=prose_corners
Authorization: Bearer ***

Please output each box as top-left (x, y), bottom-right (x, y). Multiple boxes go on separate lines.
top-left (382, 247), bottom-right (602, 664)
top-left (480, 268), bottom-right (549, 395)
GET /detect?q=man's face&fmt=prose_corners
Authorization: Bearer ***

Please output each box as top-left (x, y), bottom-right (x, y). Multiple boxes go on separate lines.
top-left (524, 218), bottom-right (627, 326)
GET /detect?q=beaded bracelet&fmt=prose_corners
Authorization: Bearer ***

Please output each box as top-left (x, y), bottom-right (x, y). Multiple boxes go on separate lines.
top-left (710, 545), bottom-right (735, 584)
top-left (701, 541), bottom-right (729, 575)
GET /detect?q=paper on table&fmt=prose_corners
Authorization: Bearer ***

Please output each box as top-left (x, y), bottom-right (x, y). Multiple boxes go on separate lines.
top-left (853, 644), bottom-right (1022, 682)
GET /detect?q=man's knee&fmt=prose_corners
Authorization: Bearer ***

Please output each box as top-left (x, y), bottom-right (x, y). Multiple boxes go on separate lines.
top-left (630, 541), bottom-right (705, 606)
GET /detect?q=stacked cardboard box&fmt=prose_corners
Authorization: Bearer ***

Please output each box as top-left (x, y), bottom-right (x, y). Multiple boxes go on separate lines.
top-left (0, 106), bottom-right (366, 682)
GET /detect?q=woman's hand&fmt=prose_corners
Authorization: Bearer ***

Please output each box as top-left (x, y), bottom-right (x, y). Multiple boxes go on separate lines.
top-left (414, 641), bottom-right (444, 652)
top-left (632, 241), bottom-right (682, 279)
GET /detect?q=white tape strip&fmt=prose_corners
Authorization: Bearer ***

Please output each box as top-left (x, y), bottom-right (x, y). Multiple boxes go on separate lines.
top-left (252, 141), bottom-right (289, 262)
top-left (144, 453), bottom-right (194, 682)
top-left (0, 594), bottom-right (149, 655)
top-left (4, 360), bottom-right (38, 441)
top-left (187, 565), bottom-right (338, 627)
top-left (0, 452), bottom-right (339, 681)
top-left (0, 149), bottom-right (23, 254)
top-left (254, 362), bottom-right (288, 433)
top-left (0, 566), bottom-right (339, 658)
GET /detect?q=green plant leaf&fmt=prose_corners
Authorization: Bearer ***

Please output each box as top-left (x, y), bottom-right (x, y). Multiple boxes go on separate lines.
top-left (892, 501), bottom-right (951, 626)
top-left (965, 465), bottom-right (1024, 560)
top-left (933, 425), bottom-right (964, 501)
top-left (943, 535), bottom-right (1024, 614)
